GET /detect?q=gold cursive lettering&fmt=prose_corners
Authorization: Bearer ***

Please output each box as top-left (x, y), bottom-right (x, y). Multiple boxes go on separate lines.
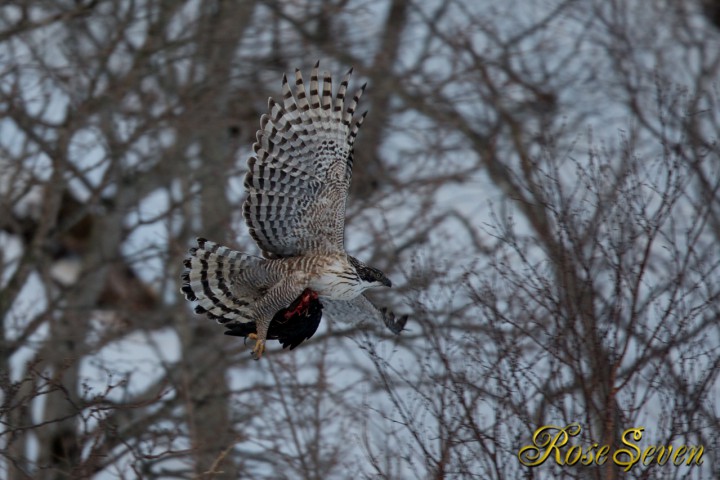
top-left (595, 445), bottom-right (609, 465)
top-left (641, 445), bottom-right (656, 465)
top-left (656, 445), bottom-right (672, 465)
top-left (672, 446), bottom-right (687, 466)
top-left (517, 423), bottom-right (581, 467)
top-left (518, 424), bottom-right (704, 471)
top-left (613, 427), bottom-right (644, 471)
top-left (685, 446), bottom-right (704, 465)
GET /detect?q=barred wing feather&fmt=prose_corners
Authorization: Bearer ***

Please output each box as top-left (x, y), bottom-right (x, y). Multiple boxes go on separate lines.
top-left (243, 62), bottom-right (367, 258)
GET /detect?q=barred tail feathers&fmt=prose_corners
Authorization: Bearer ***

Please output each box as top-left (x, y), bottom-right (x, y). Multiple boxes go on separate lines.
top-left (181, 238), bottom-right (260, 324)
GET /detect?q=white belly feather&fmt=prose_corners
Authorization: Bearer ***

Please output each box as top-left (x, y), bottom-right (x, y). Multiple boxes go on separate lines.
top-left (308, 258), bottom-right (362, 300)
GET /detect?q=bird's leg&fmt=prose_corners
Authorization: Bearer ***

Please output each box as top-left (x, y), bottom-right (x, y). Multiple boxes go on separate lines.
top-left (249, 279), bottom-right (305, 360)
top-left (249, 317), bottom-right (270, 360)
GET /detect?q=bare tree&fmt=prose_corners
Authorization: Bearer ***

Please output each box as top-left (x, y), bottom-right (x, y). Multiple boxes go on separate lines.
top-left (364, 1), bottom-right (720, 479)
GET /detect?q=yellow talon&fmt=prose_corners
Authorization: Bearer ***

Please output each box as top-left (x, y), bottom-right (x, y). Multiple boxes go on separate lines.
top-left (247, 333), bottom-right (265, 360)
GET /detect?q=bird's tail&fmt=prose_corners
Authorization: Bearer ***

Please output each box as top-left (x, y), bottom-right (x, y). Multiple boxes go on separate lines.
top-left (181, 238), bottom-right (262, 324)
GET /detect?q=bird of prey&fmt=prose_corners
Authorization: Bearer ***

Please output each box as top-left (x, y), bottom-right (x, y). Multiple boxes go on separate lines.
top-left (181, 63), bottom-right (407, 359)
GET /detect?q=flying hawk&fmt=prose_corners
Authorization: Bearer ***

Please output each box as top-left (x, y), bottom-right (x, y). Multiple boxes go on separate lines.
top-left (181, 63), bottom-right (407, 359)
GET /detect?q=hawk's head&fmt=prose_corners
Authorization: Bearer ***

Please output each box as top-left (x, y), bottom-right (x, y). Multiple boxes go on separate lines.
top-left (348, 256), bottom-right (392, 289)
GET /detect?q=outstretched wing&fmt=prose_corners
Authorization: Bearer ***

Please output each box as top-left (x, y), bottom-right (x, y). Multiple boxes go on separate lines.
top-left (243, 62), bottom-right (367, 258)
top-left (323, 295), bottom-right (408, 334)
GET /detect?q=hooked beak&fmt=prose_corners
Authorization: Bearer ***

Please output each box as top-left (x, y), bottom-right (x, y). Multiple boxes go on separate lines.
top-left (381, 275), bottom-right (392, 288)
